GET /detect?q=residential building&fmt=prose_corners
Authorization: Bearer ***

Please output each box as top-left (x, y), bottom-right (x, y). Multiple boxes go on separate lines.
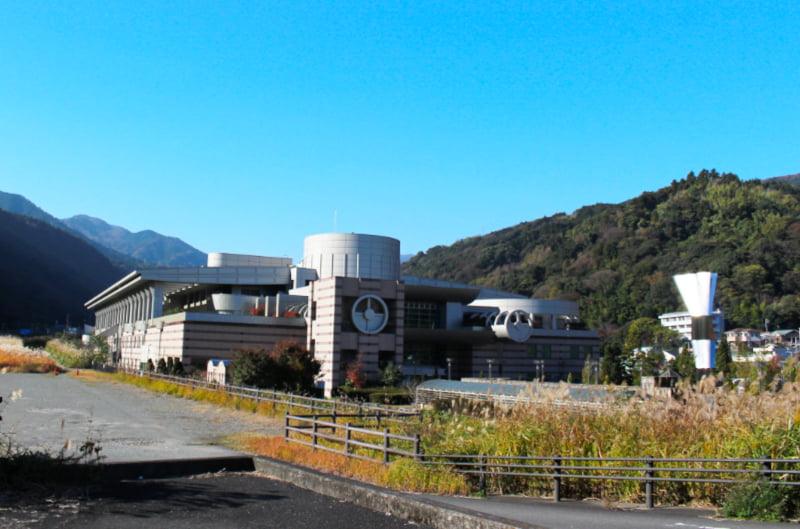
top-left (723, 328), bottom-right (764, 350)
top-left (658, 310), bottom-right (724, 342)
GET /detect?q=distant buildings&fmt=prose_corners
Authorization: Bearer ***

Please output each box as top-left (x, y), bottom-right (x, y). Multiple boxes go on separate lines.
top-left (660, 307), bottom-right (800, 365)
top-left (86, 233), bottom-right (600, 396)
top-left (658, 310), bottom-right (725, 343)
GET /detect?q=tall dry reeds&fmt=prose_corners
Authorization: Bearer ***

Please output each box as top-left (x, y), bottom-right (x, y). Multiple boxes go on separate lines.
top-left (0, 336), bottom-right (57, 373)
top-left (415, 375), bottom-right (800, 504)
top-left (45, 337), bottom-right (106, 368)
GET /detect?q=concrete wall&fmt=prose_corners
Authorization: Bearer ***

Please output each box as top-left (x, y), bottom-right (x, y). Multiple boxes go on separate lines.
top-left (308, 276), bottom-right (404, 396)
top-left (118, 317), bottom-right (306, 371)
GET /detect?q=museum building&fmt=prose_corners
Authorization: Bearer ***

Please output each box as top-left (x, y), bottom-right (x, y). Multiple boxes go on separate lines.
top-left (86, 233), bottom-right (600, 396)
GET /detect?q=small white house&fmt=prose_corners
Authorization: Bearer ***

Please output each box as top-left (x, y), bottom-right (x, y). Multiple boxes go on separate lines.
top-left (207, 359), bottom-right (231, 384)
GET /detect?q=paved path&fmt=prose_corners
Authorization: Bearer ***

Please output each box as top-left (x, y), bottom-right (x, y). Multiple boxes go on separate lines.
top-left (426, 494), bottom-right (792, 529)
top-left (0, 372), bottom-right (281, 462)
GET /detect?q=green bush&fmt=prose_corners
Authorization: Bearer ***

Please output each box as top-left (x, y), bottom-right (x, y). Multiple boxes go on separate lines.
top-left (721, 480), bottom-right (799, 522)
top-left (378, 362), bottom-right (403, 387)
top-left (231, 341), bottom-right (320, 393)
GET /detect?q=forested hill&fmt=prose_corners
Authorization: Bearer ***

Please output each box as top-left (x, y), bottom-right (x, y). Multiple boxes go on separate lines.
top-left (0, 209), bottom-right (124, 330)
top-left (402, 170), bottom-right (800, 331)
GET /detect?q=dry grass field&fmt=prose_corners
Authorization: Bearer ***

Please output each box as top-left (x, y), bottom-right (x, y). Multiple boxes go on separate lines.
top-left (0, 336), bottom-right (58, 373)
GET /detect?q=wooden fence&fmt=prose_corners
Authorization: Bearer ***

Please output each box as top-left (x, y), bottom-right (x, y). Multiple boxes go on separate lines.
top-left (284, 413), bottom-right (421, 463)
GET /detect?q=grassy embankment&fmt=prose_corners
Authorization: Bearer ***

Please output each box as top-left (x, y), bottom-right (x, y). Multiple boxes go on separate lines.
top-left (0, 336), bottom-right (58, 373)
top-left (0, 335), bottom-right (104, 372)
top-left (44, 336), bottom-right (106, 369)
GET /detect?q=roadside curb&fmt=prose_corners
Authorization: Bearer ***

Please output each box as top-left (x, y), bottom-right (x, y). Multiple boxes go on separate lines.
top-left (253, 456), bottom-right (545, 529)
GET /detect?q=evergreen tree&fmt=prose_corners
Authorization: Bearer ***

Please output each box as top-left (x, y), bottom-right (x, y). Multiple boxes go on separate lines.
top-left (715, 339), bottom-right (733, 377)
top-left (378, 362), bottom-right (403, 387)
top-left (599, 342), bottom-right (627, 384)
top-left (674, 345), bottom-right (696, 382)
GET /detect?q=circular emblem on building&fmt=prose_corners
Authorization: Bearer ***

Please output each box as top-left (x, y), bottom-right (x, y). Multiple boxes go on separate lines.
top-left (351, 294), bottom-right (389, 334)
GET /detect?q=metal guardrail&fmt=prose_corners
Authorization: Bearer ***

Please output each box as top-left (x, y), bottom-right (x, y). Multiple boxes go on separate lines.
top-left (116, 367), bottom-right (415, 417)
top-left (284, 413), bottom-right (421, 463)
top-left (432, 455), bottom-right (800, 508)
top-left (420, 453), bottom-right (800, 508)
top-left (281, 413), bottom-right (800, 508)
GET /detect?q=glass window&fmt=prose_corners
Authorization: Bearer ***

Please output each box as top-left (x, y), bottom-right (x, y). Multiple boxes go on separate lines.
top-left (404, 301), bottom-right (443, 329)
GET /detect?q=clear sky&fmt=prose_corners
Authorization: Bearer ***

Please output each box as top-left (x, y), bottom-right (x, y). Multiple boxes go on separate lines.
top-left (1, 1), bottom-right (798, 261)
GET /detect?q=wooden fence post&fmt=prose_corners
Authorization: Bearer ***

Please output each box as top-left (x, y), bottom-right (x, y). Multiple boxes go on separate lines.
top-left (312, 416), bottom-right (318, 450)
top-left (383, 428), bottom-right (391, 464)
top-left (284, 415), bottom-right (289, 441)
top-left (345, 423), bottom-right (352, 455)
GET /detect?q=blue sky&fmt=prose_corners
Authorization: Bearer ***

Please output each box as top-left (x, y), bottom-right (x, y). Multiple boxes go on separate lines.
top-left (1, 1), bottom-right (798, 261)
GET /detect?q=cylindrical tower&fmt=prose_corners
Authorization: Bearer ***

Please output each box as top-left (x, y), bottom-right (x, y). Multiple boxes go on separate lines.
top-left (674, 271), bottom-right (718, 369)
top-left (301, 233), bottom-right (400, 280)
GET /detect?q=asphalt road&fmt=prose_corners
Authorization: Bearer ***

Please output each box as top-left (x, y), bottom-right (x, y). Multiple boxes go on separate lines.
top-left (0, 473), bottom-right (430, 529)
top-left (426, 494), bottom-right (794, 529)
top-left (0, 372), bottom-right (280, 462)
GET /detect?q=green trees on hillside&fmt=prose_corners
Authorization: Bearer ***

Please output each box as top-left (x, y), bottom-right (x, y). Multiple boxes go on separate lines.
top-left (403, 170), bottom-right (800, 332)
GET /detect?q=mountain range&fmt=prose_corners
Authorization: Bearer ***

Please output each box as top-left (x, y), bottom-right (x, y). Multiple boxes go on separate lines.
top-left (0, 190), bottom-right (206, 329)
top-left (0, 208), bottom-right (123, 330)
top-left (62, 215), bottom-right (206, 267)
top-left (0, 191), bottom-right (206, 268)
